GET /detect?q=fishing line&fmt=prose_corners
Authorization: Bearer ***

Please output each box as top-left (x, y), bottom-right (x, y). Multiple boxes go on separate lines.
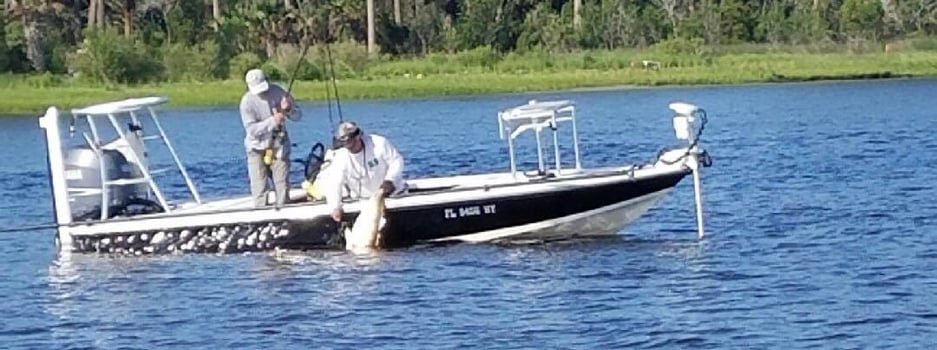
top-left (265, 30), bottom-right (310, 169)
top-left (322, 35), bottom-right (336, 136)
top-left (0, 223), bottom-right (58, 233)
top-left (324, 40), bottom-right (343, 123)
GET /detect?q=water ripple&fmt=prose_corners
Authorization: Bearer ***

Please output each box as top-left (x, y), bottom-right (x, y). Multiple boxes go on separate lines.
top-left (2, 80), bottom-right (937, 348)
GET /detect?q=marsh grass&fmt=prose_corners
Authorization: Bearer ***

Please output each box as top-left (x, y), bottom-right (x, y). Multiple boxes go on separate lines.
top-left (3, 46), bottom-right (937, 115)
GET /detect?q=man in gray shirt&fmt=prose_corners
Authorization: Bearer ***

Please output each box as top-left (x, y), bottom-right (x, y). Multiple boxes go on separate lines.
top-left (239, 68), bottom-right (303, 207)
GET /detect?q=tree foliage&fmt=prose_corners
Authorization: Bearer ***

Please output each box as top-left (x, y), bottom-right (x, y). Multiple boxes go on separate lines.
top-left (0, 0), bottom-right (929, 82)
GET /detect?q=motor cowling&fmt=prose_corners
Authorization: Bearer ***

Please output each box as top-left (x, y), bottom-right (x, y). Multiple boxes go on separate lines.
top-left (63, 146), bottom-right (151, 221)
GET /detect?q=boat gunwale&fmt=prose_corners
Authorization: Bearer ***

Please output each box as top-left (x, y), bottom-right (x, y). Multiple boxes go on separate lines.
top-left (59, 162), bottom-right (689, 230)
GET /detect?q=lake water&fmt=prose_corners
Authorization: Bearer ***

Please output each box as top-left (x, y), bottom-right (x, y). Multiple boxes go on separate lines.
top-left (1, 79), bottom-right (936, 349)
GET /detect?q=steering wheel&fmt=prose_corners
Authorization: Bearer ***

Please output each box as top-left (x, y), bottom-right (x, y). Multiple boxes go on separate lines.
top-left (303, 142), bottom-right (326, 181)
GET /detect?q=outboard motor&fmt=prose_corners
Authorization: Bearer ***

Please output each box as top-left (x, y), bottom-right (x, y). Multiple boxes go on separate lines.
top-left (64, 146), bottom-right (157, 221)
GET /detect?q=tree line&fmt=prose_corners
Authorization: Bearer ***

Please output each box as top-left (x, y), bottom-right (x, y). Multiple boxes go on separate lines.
top-left (1, 0), bottom-right (933, 83)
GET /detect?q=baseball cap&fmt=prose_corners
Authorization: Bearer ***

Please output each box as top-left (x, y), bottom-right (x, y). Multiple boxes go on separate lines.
top-left (245, 69), bottom-right (269, 95)
top-left (335, 121), bottom-right (361, 142)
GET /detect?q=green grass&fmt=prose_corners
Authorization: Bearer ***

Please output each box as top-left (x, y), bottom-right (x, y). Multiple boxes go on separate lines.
top-left (3, 50), bottom-right (937, 115)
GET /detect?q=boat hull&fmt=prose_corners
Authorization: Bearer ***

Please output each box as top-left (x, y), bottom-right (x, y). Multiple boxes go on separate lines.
top-left (430, 188), bottom-right (672, 244)
top-left (39, 96), bottom-right (710, 257)
top-left (378, 170), bottom-right (685, 247)
top-left (56, 167), bottom-right (690, 255)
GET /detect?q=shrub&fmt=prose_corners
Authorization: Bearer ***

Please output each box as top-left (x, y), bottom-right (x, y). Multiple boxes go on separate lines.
top-left (270, 44), bottom-right (326, 81)
top-left (261, 61), bottom-right (285, 81)
top-left (496, 48), bottom-right (553, 73)
top-left (319, 41), bottom-right (372, 78)
top-left (48, 45), bottom-right (69, 74)
top-left (67, 28), bottom-right (163, 84)
top-left (162, 42), bottom-right (220, 82)
top-left (229, 52), bottom-right (264, 80)
top-left (0, 13), bottom-right (8, 72)
top-left (24, 72), bottom-right (64, 88)
top-left (653, 37), bottom-right (709, 57)
top-left (455, 45), bottom-right (502, 69)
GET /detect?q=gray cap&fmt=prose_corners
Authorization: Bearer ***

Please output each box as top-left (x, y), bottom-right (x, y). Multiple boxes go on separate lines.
top-left (335, 121), bottom-right (361, 141)
top-left (244, 68), bottom-right (269, 95)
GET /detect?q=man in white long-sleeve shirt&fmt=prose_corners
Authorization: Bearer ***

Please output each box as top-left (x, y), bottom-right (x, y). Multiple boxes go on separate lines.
top-left (239, 68), bottom-right (302, 207)
top-left (324, 121), bottom-right (406, 222)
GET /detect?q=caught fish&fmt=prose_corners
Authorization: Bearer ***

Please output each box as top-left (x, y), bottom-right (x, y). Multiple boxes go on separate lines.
top-left (344, 192), bottom-right (386, 251)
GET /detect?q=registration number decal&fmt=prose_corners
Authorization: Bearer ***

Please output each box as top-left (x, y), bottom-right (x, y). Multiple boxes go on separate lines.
top-left (444, 204), bottom-right (496, 219)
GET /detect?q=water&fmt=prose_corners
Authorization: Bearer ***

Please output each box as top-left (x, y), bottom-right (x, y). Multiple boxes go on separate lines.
top-left (2, 79), bottom-right (936, 349)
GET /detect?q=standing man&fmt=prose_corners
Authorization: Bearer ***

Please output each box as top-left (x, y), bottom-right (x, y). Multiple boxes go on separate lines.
top-left (239, 68), bottom-right (303, 207)
top-left (323, 121), bottom-right (406, 222)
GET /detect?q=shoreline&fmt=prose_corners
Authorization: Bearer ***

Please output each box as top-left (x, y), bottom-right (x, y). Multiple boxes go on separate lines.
top-left (554, 73), bottom-right (920, 93)
top-left (0, 70), bottom-right (930, 115)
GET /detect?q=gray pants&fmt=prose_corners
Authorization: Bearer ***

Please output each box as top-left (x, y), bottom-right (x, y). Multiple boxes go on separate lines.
top-left (247, 149), bottom-right (290, 207)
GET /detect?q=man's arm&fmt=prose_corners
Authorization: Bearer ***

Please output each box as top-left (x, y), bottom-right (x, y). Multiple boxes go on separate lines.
top-left (286, 93), bottom-right (302, 121)
top-left (277, 87), bottom-right (302, 122)
top-left (323, 154), bottom-right (347, 212)
top-left (240, 95), bottom-right (278, 138)
top-left (380, 137), bottom-right (405, 194)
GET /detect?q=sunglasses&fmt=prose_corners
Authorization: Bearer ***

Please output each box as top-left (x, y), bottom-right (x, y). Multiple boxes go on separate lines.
top-left (338, 129), bottom-right (361, 144)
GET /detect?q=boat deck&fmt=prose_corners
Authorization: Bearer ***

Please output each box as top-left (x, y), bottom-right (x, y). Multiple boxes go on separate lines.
top-left (167, 166), bottom-right (628, 216)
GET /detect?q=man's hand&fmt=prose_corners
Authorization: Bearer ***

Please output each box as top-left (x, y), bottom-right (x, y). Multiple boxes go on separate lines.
top-left (331, 207), bottom-right (343, 222)
top-left (379, 181), bottom-right (395, 197)
top-left (273, 111), bottom-right (286, 124)
top-left (280, 95), bottom-right (293, 113)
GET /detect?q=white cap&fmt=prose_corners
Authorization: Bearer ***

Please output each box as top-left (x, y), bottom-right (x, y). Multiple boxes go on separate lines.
top-left (335, 121), bottom-right (361, 141)
top-left (245, 69), bottom-right (269, 95)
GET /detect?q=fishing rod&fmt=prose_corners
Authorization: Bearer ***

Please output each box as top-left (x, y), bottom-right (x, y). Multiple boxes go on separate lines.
top-left (264, 32), bottom-right (312, 167)
top-left (287, 33), bottom-right (312, 93)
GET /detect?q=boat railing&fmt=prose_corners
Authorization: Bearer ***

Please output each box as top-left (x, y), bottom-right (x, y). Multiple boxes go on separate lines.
top-left (497, 100), bottom-right (582, 179)
top-left (39, 96), bottom-right (201, 224)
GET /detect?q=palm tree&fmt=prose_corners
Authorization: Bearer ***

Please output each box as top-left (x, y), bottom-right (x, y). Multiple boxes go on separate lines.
top-left (122, 0), bottom-right (135, 36)
top-left (87, 0), bottom-right (97, 28)
top-left (367, 0), bottom-right (374, 55)
top-left (231, 0), bottom-right (308, 58)
top-left (7, 0), bottom-right (67, 71)
top-left (213, 0), bottom-right (222, 23)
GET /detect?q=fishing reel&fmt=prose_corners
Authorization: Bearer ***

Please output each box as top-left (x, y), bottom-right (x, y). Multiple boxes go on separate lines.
top-left (263, 125), bottom-right (288, 166)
